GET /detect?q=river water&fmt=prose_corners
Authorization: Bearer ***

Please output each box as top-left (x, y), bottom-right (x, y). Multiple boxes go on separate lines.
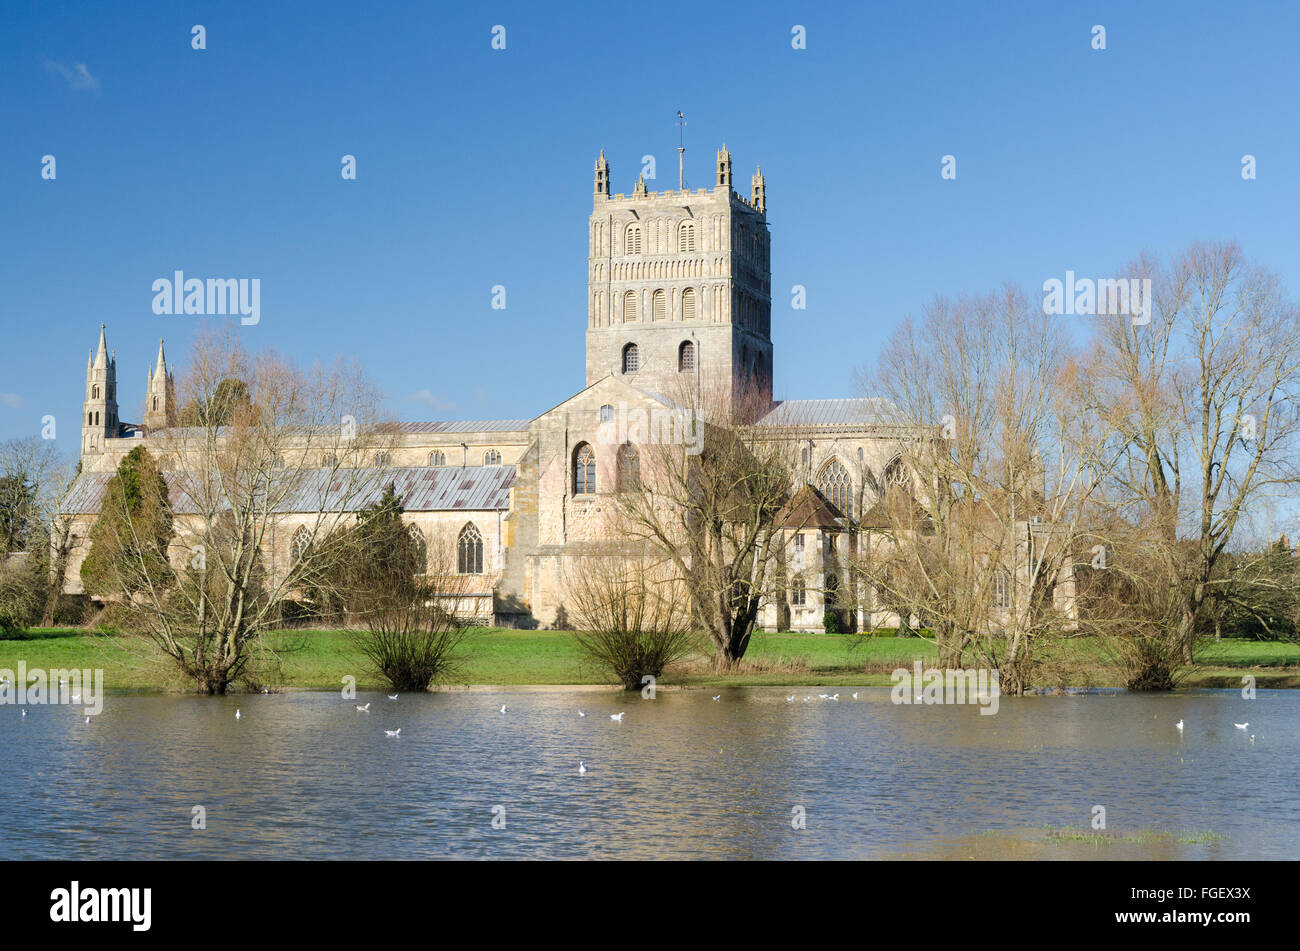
top-left (1, 687), bottom-right (1293, 859)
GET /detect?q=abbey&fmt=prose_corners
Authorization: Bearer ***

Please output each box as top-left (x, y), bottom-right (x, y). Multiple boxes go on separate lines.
top-left (61, 145), bottom-right (925, 632)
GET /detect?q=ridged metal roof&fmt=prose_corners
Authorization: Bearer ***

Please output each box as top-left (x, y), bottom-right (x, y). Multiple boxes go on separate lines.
top-left (62, 465), bottom-right (515, 515)
top-left (756, 398), bottom-right (905, 428)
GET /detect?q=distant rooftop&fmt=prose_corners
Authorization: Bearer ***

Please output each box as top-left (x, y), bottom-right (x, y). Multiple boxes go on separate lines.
top-left (377, 420), bottom-right (532, 435)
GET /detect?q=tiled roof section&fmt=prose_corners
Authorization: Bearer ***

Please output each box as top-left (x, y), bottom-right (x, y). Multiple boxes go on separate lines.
top-left (377, 420), bottom-right (532, 434)
top-left (756, 398), bottom-right (905, 428)
top-left (778, 485), bottom-right (846, 530)
top-left (62, 466), bottom-right (515, 516)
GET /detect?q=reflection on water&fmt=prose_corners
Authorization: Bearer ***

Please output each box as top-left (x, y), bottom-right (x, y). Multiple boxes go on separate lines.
top-left (0, 688), bottom-right (1293, 859)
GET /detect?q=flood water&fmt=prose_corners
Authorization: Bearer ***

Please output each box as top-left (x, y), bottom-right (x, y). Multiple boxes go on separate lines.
top-left (1, 688), bottom-right (1294, 859)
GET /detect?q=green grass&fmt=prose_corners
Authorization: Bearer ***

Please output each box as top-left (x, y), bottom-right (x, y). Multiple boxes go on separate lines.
top-left (0, 627), bottom-right (1297, 691)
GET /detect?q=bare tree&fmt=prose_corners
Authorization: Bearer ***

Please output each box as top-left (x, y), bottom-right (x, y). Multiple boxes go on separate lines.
top-left (0, 436), bottom-right (81, 627)
top-left (1080, 242), bottom-right (1300, 667)
top-left (614, 378), bottom-right (797, 669)
top-left (93, 325), bottom-right (395, 693)
top-left (856, 285), bottom-right (1115, 692)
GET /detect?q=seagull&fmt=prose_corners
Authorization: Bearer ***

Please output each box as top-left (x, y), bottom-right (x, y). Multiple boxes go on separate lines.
top-left (84, 716), bottom-right (90, 724)
top-left (1250, 735), bottom-right (1256, 743)
top-left (356, 703), bottom-right (370, 712)
top-left (829, 694), bottom-right (839, 701)
top-left (786, 696), bottom-right (795, 702)
top-left (610, 712), bottom-right (625, 722)
top-left (235, 709), bottom-right (241, 719)
top-left (803, 696), bottom-right (811, 703)
top-left (852, 692), bottom-right (859, 700)
top-left (712, 695), bottom-right (721, 701)
top-left (20, 709), bottom-right (26, 717)
top-left (578, 761), bottom-right (587, 775)
top-left (71, 694), bottom-right (81, 703)
top-left (1175, 719), bottom-right (1183, 732)
top-left (578, 710), bottom-right (586, 717)
top-left (499, 705), bottom-right (507, 714)
top-left (818, 694), bottom-right (828, 699)
top-left (385, 729), bottom-right (401, 737)
top-left (1234, 722), bottom-right (1249, 730)
top-left (388, 695), bottom-right (399, 701)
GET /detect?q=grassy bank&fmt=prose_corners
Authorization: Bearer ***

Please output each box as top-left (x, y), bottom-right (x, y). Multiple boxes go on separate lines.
top-left (2, 627), bottom-right (1299, 691)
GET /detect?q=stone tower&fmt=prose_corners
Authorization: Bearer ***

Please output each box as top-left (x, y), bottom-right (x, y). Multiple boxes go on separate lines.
top-left (82, 324), bottom-right (120, 456)
top-left (585, 144), bottom-right (772, 415)
top-left (143, 339), bottom-right (176, 431)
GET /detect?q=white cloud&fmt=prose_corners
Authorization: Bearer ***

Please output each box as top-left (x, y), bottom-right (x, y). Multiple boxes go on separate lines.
top-left (406, 389), bottom-right (456, 412)
top-left (45, 59), bottom-right (99, 92)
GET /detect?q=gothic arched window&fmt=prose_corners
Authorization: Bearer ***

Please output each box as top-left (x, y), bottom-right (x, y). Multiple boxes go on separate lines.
top-left (408, 524), bottom-right (427, 574)
top-left (574, 443), bottom-right (596, 495)
top-left (622, 343), bottom-right (639, 373)
top-left (679, 340), bottom-right (695, 372)
top-left (818, 458), bottom-right (852, 517)
top-left (653, 289), bottom-right (667, 321)
top-left (681, 286), bottom-right (696, 320)
top-left (428, 450), bottom-right (445, 467)
top-left (883, 456), bottom-right (908, 495)
top-left (616, 443), bottom-right (640, 493)
top-left (457, 522), bottom-right (483, 575)
top-left (622, 291), bottom-right (638, 322)
top-left (290, 526), bottom-right (311, 564)
top-left (483, 449), bottom-right (501, 466)
top-left (679, 221), bottom-right (696, 252)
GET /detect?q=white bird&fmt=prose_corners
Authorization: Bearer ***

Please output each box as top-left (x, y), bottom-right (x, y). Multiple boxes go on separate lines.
top-left (235, 709), bottom-right (242, 719)
top-left (578, 710), bottom-right (586, 717)
top-left (1234, 722), bottom-right (1249, 730)
top-left (356, 703), bottom-right (370, 712)
top-left (786, 696), bottom-right (795, 702)
top-left (610, 712), bottom-right (624, 722)
top-left (712, 695), bottom-right (721, 701)
top-left (852, 692), bottom-right (859, 700)
top-left (20, 709), bottom-right (26, 717)
top-left (499, 705), bottom-right (507, 714)
top-left (385, 729), bottom-right (401, 737)
top-left (578, 761), bottom-right (587, 775)
top-left (84, 716), bottom-right (90, 724)
top-left (829, 694), bottom-right (839, 701)
top-left (1175, 719), bottom-right (1184, 732)
top-left (818, 694), bottom-right (828, 699)
top-left (1250, 735), bottom-right (1256, 743)
top-left (71, 694), bottom-right (81, 703)
top-left (388, 695), bottom-right (399, 701)
top-left (803, 696), bottom-right (811, 703)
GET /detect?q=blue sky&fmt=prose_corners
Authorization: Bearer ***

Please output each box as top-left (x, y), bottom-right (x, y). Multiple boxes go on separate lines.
top-left (2, 0), bottom-right (1298, 453)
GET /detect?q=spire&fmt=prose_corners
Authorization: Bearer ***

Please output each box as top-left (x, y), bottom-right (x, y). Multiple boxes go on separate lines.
top-left (716, 145), bottom-right (732, 188)
top-left (594, 149), bottom-right (610, 196)
top-left (751, 164), bottom-right (766, 213)
top-left (153, 339), bottom-right (168, 381)
top-left (633, 174), bottom-right (648, 197)
top-left (93, 324), bottom-right (108, 369)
